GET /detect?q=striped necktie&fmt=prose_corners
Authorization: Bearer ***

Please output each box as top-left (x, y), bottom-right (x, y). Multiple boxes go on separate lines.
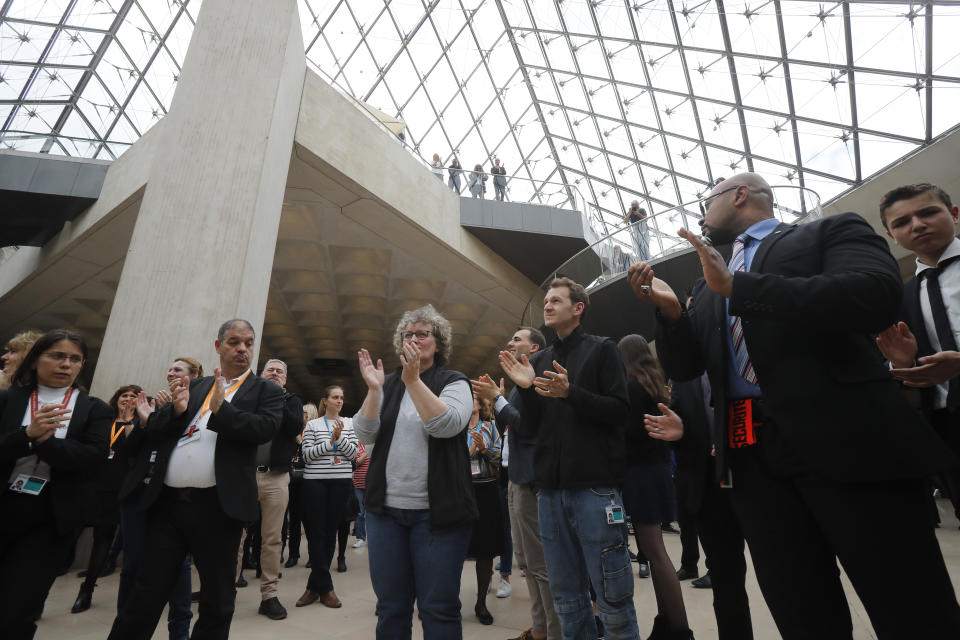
top-left (728, 233), bottom-right (757, 384)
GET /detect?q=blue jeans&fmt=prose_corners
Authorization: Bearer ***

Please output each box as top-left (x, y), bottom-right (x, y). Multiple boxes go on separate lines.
top-left (354, 488), bottom-right (367, 541)
top-left (538, 488), bottom-right (639, 640)
top-left (367, 507), bottom-right (472, 640)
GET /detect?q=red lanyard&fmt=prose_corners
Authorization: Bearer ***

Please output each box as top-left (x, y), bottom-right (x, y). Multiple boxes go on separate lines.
top-left (30, 387), bottom-right (74, 423)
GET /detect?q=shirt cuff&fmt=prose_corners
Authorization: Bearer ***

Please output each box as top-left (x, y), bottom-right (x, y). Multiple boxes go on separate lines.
top-left (494, 395), bottom-right (509, 414)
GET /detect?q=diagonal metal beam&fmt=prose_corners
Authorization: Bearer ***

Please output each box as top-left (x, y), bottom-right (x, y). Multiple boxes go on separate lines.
top-left (714, 0), bottom-right (753, 173)
top-left (925, 1), bottom-right (934, 142)
top-left (841, 1), bottom-right (861, 183)
top-left (773, 0), bottom-right (806, 189)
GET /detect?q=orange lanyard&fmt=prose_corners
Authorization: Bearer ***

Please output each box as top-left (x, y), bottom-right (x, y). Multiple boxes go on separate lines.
top-left (193, 370), bottom-right (251, 423)
top-left (109, 420), bottom-right (125, 448)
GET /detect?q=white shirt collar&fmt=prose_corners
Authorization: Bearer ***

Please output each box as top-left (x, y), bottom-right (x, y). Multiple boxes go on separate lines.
top-left (915, 237), bottom-right (960, 276)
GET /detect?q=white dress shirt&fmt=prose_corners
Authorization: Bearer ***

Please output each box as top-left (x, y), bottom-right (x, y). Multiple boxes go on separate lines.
top-left (915, 238), bottom-right (960, 409)
top-left (164, 371), bottom-right (249, 488)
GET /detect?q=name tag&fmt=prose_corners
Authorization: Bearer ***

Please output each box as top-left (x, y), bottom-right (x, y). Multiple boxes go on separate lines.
top-left (471, 458), bottom-right (482, 477)
top-left (728, 399), bottom-right (760, 449)
top-left (177, 424), bottom-right (202, 447)
top-left (605, 505), bottom-right (624, 525)
top-left (9, 473), bottom-right (47, 495)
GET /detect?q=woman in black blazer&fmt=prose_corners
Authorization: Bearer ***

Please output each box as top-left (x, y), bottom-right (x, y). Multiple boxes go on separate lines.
top-left (0, 329), bottom-right (112, 640)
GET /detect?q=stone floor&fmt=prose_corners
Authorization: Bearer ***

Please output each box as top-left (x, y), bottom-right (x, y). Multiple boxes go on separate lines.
top-left (39, 500), bottom-right (960, 639)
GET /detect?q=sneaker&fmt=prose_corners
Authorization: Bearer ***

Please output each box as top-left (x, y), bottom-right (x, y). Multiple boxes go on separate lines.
top-left (258, 597), bottom-right (288, 620)
top-left (638, 562), bottom-right (650, 578)
top-left (496, 578), bottom-right (512, 598)
top-left (351, 539), bottom-right (366, 549)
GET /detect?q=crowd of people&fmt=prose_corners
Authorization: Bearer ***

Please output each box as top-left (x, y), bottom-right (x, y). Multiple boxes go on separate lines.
top-left (431, 153), bottom-right (509, 200)
top-left (2, 173), bottom-right (960, 640)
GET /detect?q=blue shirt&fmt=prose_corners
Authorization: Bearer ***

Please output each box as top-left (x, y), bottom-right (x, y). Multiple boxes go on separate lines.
top-left (725, 217), bottom-right (780, 399)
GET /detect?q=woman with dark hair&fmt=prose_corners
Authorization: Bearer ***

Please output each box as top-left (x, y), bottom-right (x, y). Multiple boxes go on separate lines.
top-left (0, 329), bottom-right (112, 639)
top-left (71, 383), bottom-right (142, 613)
top-left (284, 401), bottom-right (318, 568)
top-left (466, 394), bottom-right (504, 625)
top-left (618, 334), bottom-right (693, 640)
top-left (296, 385), bottom-right (358, 609)
top-left (355, 304), bottom-right (477, 639)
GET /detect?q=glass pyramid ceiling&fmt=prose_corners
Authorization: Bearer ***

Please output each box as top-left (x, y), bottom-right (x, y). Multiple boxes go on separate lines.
top-left (3, 1), bottom-right (960, 232)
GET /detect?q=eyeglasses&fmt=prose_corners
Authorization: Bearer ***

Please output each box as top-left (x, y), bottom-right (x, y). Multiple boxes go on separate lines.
top-left (402, 330), bottom-right (433, 341)
top-left (42, 351), bottom-right (84, 365)
top-left (698, 185), bottom-right (745, 217)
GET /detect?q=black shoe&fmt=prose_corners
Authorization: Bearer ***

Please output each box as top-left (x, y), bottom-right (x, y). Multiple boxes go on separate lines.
top-left (77, 569), bottom-right (89, 578)
top-left (236, 575), bottom-right (248, 588)
top-left (638, 562), bottom-right (650, 578)
top-left (337, 556), bottom-right (347, 573)
top-left (191, 591), bottom-right (201, 602)
top-left (475, 602), bottom-right (493, 625)
top-left (661, 522), bottom-right (681, 534)
top-left (258, 597), bottom-right (288, 620)
top-left (285, 555), bottom-right (299, 568)
top-left (691, 573), bottom-right (712, 589)
top-left (71, 584), bottom-right (94, 613)
top-left (243, 558), bottom-right (258, 570)
top-left (676, 567), bottom-right (699, 581)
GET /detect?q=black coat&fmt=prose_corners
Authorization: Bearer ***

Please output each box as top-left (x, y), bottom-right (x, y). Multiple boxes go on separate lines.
top-left (267, 392), bottom-right (303, 471)
top-left (655, 212), bottom-right (953, 483)
top-left (0, 387), bottom-right (113, 533)
top-left (669, 377), bottom-right (713, 515)
top-left (119, 373), bottom-right (283, 522)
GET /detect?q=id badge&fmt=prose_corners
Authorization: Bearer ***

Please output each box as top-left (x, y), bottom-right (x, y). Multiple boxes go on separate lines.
top-left (605, 504), bottom-right (624, 525)
top-left (10, 473), bottom-right (47, 495)
top-left (177, 424), bottom-right (202, 447)
top-left (470, 458), bottom-right (482, 477)
top-left (108, 449), bottom-right (115, 460)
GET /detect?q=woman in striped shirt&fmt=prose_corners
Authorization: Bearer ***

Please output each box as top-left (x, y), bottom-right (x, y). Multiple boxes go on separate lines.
top-left (295, 385), bottom-right (358, 609)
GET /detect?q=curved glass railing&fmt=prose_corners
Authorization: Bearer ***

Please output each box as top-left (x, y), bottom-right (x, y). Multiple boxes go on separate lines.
top-left (521, 186), bottom-right (821, 327)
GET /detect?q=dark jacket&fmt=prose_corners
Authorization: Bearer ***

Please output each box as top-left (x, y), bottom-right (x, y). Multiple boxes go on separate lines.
top-left (494, 388), bottom-right (537, 486)
top-left (119, 373), bottom-right (283, 522)
top-left (655, 212), bottom-right (953, 483)
top-left (268, 392), bottom-right (303, 470)
top-left (365, 366), bottom-right (478, 530)
top-left (0, 387), bottom-right (112, 533)
top-left (669, 377), bottom-right (713, 515)
top-left (625, 381), bottom-right (670, 467)
top-left (514, 326), bottom-right (630, 489)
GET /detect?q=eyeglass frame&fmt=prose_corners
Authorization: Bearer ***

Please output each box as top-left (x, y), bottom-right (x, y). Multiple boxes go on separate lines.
top-left (698, 185), bottom-right (747, 217)
top-left (41, 351), bottom-right (85, 365)
top-left (402, 330), bottom-right (434, 342)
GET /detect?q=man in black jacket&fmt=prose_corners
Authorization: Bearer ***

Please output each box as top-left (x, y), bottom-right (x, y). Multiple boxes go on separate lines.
top-left (629, 173), bottom-right (960, 638)
top-left (234, 358), bottom-right (302, 620)
top-left (501, 278), bottom-right (638, 640)
top-left (473, 326), bottom-right (561, 640)
top-left (108, 319), bottom-right (283, 640)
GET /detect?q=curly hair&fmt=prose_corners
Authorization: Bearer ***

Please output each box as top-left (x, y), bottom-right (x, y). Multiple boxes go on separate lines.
top-left (392, 304), bottom-right (453, 367)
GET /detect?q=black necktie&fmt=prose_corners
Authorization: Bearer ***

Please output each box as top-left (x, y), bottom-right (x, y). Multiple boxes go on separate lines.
top-left (925, 255), bottom-right (960, 410)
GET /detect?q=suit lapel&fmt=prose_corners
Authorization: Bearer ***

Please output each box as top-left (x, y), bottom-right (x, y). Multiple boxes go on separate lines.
top-left (750, 222), bottom-right (796, 273)
top-left (187, 377), bottom-right (215, 419)
top-left (228, 371), bottom-right (257, 405)
top-left (65, 390), bottom-right (90, 440)
top-left (2, 388), bottom-right (30, 435)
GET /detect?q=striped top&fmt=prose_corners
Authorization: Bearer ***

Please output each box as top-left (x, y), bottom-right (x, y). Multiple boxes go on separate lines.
top-left (302, 415), bottom-right (359, 480)
top-left (353, 443), bottom-right (372, 490)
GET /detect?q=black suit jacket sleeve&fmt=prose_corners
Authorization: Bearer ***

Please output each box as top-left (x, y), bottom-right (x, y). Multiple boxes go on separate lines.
top-left (35, 398), bottom-right (113, 470)
top-left (207, 381), bottom-right (283, 444)
top-left (655, 308), bottom-right (709, 383)
top-left (729, 213), bottom-right (902, 333)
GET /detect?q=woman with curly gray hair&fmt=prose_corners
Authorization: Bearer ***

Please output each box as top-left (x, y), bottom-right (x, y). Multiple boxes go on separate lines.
top-left (355, 304), bottom-right (478, 639)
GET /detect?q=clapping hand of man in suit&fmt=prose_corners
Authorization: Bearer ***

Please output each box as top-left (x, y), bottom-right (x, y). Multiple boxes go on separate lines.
top-left (877, 322), bottom-right (918, 369)
top-left (880, 321), bottom-right (960, 386)
top-left (209, 369), bottom-right (227, 414)
top-left (500, 351), bottom-right (536, 389)
top-left (470, 374), bottom-right (503, 404)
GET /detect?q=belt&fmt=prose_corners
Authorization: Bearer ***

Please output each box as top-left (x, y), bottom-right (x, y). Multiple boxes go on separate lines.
top-left (160, 485), bottom-right (217, 503)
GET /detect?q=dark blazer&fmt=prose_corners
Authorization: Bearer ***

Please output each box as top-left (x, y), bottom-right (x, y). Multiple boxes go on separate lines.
top-left (655, 212), bottom-right (952, 483)
top-left (268, 392), bottom-right (303, 470)
top-left (0, 387), bottom-right (113, 533)
top-left (669, 377), bottom-right (713, 515)
top-left (901, 275), bottom-right (943, 416)
top-left (494, 388), bottom-right (537, 487)
top-left (120, 373), bottom-right (283, 522)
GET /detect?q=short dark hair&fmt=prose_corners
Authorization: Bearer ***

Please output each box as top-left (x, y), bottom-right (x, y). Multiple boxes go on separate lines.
top-left (517, 326), bottom-right (546, 350)
top-left (109, 385), bottom-right (143, 413)
top-left (878, 183), bottom-right (953, 229)
top-left (11, 329), bottom-right (88, 389)
top-left (217, 319), bottom-right (255, 342)
top-left (547, 277), bottom-right (589, 320)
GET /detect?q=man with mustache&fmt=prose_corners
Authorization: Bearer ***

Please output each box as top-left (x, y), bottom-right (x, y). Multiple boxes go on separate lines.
top-left (108, 319), bottom-right (283, 640)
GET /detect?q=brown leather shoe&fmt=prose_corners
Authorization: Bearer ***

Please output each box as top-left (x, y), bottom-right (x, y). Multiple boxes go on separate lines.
top-left (507, 629), bottom-right (536, 640)
top-left (295, 589), bottom-right (319, 607)
top-left (317, 590), bottom-right (342, 608)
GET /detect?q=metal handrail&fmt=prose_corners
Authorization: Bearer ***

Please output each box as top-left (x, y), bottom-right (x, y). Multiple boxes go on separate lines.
top-left (520, 185), bottom-right (822, 327)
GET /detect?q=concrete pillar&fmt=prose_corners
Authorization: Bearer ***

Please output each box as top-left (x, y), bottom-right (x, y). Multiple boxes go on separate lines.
top-left (90, 0), bottom-right (305, 398)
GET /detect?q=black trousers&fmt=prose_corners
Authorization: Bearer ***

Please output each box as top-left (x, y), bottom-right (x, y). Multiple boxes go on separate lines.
top-left (108, 487), bottom-right (243, 640)
top-left (696, 459), bottom-right (753, 640)
top-left (730, 424), bottom-right (960, 640)
top-left (675, 470), bottom-right (701, 571)
top-left (0, 491), bottom-right (77, 640)
top-left (930, 409), bottom-right (960, 521)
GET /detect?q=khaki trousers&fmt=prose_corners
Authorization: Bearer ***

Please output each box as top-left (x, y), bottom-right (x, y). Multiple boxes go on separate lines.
top-left (509, 481), bottom-right (561, 640)
top-left (236, 471), bottom-right (289, 599)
